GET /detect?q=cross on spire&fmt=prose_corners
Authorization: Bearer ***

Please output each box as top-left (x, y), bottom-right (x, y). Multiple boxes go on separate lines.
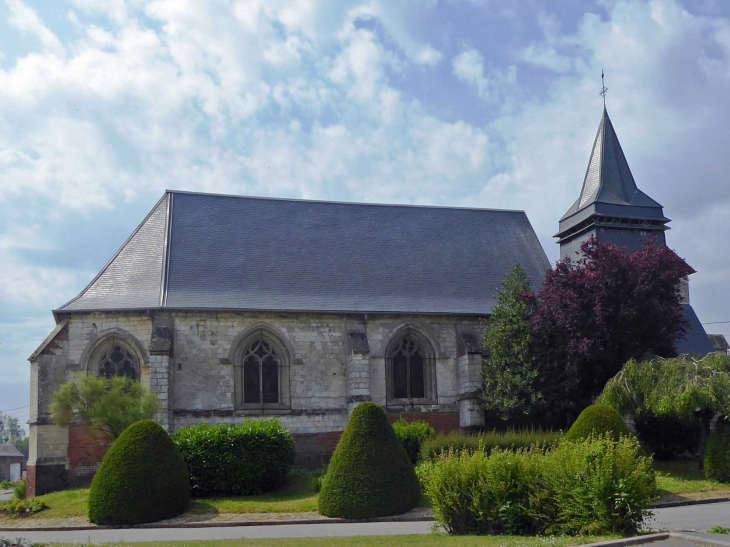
top-left (600, 70), bottom-right (608, 105)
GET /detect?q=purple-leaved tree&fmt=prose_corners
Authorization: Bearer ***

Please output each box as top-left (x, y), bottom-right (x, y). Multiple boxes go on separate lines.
top-left (528, 237), bottom-right (693, 421)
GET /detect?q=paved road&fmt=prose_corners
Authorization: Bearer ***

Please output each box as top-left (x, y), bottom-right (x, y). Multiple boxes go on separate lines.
top-left (0, 490), bottom-right (13, 502)
top-left (4, 502), bottom-right (730, 545)
top-left (647, 501), bottom-right (730, 531)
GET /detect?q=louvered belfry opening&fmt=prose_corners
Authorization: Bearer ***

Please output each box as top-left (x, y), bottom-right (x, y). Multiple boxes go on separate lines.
top-left (386, 328), bottom-right (436, 405)
top-left (234, 328), bottom-right (291, 411)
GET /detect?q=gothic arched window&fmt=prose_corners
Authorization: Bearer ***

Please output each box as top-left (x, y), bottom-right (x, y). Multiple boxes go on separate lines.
top-left (97, 341), bottom-right (139, 380)
top-left (234, 329), bottom-right (290, 410)
top-left (386, 328), bottom-right (436, 404)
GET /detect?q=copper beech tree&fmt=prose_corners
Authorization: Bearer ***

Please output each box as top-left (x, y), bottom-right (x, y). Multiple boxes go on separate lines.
top-left (483, 238), bottom-right (694, 424)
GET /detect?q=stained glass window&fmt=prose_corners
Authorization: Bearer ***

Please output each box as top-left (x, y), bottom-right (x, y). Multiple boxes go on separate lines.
top-left (239, 336), bottom-right (280, 405)
top-left (389, 333), bottom-right (428, 400)
top-left (98, 343), bottom-right (138, 380)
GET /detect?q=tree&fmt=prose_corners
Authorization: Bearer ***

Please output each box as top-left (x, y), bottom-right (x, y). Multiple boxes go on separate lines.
top-left (599, 354), bottom-right (730, 467)
top-left (530, 238), bottom-right (693, 417)
top-left (481, 264), bottom-right (541, 420)
top-left (51, 376), bottom-right (158, 440)
top-left (0, 413), bottom-right (27, 445)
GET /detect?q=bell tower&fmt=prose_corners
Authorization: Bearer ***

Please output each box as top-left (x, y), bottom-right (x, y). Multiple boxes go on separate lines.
top-left (555, 101), bottom-right (714, 355)
top-left (555, 107), bottom-right (670, 259)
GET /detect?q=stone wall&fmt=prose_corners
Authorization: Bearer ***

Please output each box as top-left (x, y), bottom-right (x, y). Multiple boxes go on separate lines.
top-left (28, 310), bottom-right (485, 493)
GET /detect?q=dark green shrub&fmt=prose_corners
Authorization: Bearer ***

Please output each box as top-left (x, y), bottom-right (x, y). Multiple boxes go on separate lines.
top-left (634, 415), bottom-right (701, 459)
top-left (423, 434), bottom-right (655, 536)
top-left (565, 404), bottom-right (634, 443)
top-left (392, 417), bottom-right (435, 464)
top-left (88, 420), bottom-right (189, 525)
top-left (318, 402), bottom-right (421, 518)
top-left (420, 428), bottom-right (563, 461)
top-left (705, 421), bottom-right (730, 483)
top-left (172, 419), bottom-right (295, 496)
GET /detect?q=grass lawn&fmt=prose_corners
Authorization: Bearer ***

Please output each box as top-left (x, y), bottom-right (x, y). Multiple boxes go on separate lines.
top-left (654, 460), bottom-right (730, 496)
top-left (12, 470), bottom-right (323, 520)
top-left (47, 534), bottom-right (619, 547)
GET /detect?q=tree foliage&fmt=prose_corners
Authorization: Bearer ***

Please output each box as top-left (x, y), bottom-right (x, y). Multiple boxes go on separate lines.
top-left (481, 264), bottom-right (540, 419)
top-left (530, 238), bottom-right (693, 416)
top-left (0, 413), bottom-right (27, 445)
top-left (599, 354), bottom-right (730, 466)
top-left (51, 376), bottom-right (158, 440)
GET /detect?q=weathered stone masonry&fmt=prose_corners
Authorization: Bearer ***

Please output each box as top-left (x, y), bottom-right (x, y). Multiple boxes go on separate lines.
top-left (28, 310), bottom-right (486, 496)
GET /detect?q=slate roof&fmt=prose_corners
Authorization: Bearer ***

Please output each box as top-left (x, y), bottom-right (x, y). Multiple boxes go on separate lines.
top-left (675, 305), bottom-right (716, 355)
top-left (58, 191), bottom-right (551, 316)
top-left (561, 107), bottom-right (666, 221)
top-left (709, 334), bottom-right (730, 352)
top-left (0, 445), bottom-right (24, 458)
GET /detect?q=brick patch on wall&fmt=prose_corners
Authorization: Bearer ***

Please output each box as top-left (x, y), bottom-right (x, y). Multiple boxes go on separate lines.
top-left (292, 431), bottom-right (342, 469)
top-left (387, 411), bottom-right (460, 433)
top-left (27, 464), bottom-right (68, 497)
top-left (68, 423), bottom-right (112, 487)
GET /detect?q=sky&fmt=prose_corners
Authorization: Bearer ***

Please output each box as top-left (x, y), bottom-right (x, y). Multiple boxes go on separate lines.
top-left (1, 0), bottom-right (729, 426)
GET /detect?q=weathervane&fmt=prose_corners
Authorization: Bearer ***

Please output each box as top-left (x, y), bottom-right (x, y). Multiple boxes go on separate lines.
top-left (600, 70), bottom-right (608, 105)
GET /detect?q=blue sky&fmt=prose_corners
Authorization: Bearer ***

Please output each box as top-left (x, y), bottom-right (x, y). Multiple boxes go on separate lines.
top-left (1, 0), bottom-right (730, 425)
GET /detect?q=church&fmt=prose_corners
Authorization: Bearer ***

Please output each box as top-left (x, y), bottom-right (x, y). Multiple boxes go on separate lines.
top-left (25, 106), bottom-right (713, 496)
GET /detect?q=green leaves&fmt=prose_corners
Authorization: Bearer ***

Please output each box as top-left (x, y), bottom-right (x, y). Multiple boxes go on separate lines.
top-left (50, 376), bottom-right (159, 440)
top-left (481, 263), bottom-right (540, 420)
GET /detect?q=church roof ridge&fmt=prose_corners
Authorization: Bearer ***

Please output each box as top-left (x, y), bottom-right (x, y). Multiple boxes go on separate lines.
top-left (164, 189), bottom-right (527, 215)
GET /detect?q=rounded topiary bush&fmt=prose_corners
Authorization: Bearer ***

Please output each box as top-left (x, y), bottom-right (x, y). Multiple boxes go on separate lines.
top-left (705, 420), bottom-right (730, 482)
top-left (171, 419), bottom-right (295, 496)
top-left (318, 402), bottom-right (421, 518)
top-left (565, 404), bottom-right (635, 443)
top-left (88, 420), bottom-right (190, 525)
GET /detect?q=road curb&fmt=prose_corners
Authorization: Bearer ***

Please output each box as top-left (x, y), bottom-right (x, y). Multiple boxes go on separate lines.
top-left (649, 497), bottom-right (730, 509)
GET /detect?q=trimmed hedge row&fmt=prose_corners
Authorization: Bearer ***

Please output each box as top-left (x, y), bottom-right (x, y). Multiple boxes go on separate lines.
top-left (171, 419), bottom-right (295, 496)
top-left (422, 434), bottom-right (655, 536)
top-left (318, 402), bottom-right (421, 518)
top-left (420, 428), bottom-right (563, 461)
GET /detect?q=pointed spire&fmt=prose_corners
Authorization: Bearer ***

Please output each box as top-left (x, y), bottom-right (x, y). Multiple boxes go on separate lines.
top-left (575, 107), bottom-right (658, 211)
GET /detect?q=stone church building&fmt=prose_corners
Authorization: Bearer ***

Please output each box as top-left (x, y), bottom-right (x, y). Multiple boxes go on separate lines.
top-left (26, 106), bottom-right (713, 496)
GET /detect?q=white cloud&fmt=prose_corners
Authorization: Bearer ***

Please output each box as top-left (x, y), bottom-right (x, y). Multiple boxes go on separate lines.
top-left (452, 48), bottom-right (489, 96)
top-left (5, 0), bottom-right (66, 56)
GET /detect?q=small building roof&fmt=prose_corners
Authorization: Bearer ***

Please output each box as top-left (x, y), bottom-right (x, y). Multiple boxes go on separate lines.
top-left (0, 445), bottom-right (24, 458)
top-left (58, 191), bottom-right (552, 316)
top-left (709, 334), bottom-right (730, 352)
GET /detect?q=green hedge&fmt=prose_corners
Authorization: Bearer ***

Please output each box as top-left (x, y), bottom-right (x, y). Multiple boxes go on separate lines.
top-left (392, 417), bottom-right (435, 464)
top-left (706, 421), bottom-right (730, 483)
top-left (565, 404), bottom-right (635, 443)
top-left (420, 428), bottom-right (563, 461)
top-left (318, 402), bottom-right (421, 518)
top-left (88, 420), bottom-right (190, 525)
top-left (171, 419), bottom-right (295, 496)
top-left (422, 434), bottom-right (655, 536)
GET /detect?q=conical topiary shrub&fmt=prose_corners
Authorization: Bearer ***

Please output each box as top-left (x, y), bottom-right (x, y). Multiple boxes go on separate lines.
top-left (565, 403), bottom-right (636, 443)
top-left (318, 402), bottom-right (421, 518)
top-left (88, 420), bottom-right (190, 525)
